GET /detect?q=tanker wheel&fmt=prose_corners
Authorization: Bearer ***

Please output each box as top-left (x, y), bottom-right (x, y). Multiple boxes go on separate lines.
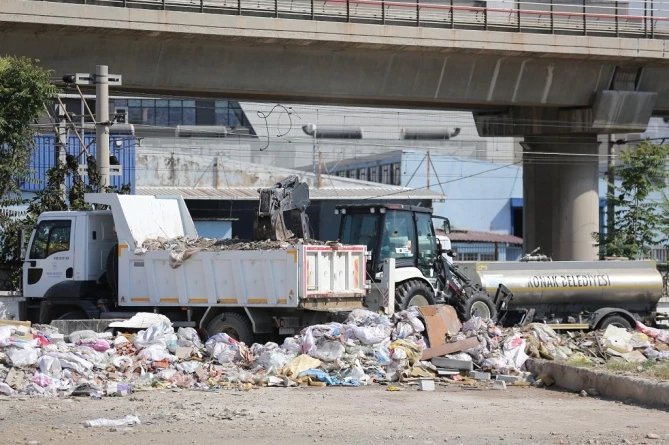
top-left (459, 291), bottom-right (498, 322)
top-left (206, 312), bottom-right (254, 345)
top-left (598, 314), bottom-right (632, 330)
top-left (395, 280), bottom-right (436, 311)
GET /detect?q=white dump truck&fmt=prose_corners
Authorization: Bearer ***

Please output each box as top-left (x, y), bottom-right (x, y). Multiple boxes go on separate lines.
top-left (21, 193), bottom-right (372, 344)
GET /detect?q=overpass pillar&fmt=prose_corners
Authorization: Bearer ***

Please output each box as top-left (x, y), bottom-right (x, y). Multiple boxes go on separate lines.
top-left (522, 136), bottom-right (600, 261)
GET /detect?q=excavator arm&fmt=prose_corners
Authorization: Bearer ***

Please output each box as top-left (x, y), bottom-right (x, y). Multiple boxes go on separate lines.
top-left (253, 175), bottom-right (311, 241)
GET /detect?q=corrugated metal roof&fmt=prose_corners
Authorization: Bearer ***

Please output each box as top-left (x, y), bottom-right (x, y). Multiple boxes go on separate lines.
top-left (136, 186), bottom-right (445, 201)
top-left (439, 229), bottom-right (523, 245)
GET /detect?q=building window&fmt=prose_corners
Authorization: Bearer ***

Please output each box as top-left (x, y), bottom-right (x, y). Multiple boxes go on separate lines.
top-left (369, 167), bottom-right (378, 183)
top-left (347, 169), bottom-right (357, 179)
top-left (479, 253), bottom-right (495, 261)
top-left (381, 165), bottom-right (391, 184)
top-left (118, 99), bottom-right (197, 127)
top-left (461, 252), bottom-right (478, 262)
top-left (392, 163), bottom-right (401, 186)
top-left (358, 168), bottom-right (367, 182)
top-left (337, 171), bottom-right (346, 178)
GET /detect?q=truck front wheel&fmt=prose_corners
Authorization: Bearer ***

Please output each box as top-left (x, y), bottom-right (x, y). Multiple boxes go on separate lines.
top-left (598, 314), bottom-right (632, 330)
top-left (395, 280), bottom-right (436, 311)
top-left (206, 312), bottom-right (254, 345)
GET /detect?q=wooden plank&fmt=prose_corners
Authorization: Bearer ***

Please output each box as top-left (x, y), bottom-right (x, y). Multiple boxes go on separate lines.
top-left (0, 319), bottom-right (30, 328)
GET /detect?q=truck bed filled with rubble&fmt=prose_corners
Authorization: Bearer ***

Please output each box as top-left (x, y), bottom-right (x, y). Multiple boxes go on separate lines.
top-left (2, 308), bottom-right (669, 397)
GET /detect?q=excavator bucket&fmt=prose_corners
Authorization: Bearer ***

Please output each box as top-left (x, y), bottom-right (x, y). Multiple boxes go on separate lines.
top-left (253, 175), bottom-right (311, 241)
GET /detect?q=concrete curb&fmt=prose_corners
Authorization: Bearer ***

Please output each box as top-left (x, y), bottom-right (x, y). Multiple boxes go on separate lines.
top-left (525, 358), bottom-right (669, 409)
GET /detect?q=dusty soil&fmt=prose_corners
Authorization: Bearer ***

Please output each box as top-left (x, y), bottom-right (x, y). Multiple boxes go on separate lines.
top-left (1, 385), bottom-right (666, 445)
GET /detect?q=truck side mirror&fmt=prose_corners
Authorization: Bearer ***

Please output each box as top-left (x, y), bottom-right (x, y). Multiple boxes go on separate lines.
top-left (442, 219), bottom-right (451, 234)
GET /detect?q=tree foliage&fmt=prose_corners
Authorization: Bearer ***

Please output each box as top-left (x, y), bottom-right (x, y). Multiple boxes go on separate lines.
top-left (0, 57), bottom-right (57, 289)
top-left (594, 140), bottom-right (669, 260)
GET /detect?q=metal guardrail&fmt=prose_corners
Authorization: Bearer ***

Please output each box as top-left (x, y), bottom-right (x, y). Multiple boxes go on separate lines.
top-left (30, 0), bottom-right (669, 39)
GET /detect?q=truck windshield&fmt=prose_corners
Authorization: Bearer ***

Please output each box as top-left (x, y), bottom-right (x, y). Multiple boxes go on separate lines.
top-left (340, 213), bottom-right (380, 251)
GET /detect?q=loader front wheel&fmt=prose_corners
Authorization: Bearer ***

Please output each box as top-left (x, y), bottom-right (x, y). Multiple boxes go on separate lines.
top-left (206, 312), bottom-right (254, 345)
top-left (459, 291), bottom-right (498, 322)
top-left (395, 280), bottom-right (436, 311)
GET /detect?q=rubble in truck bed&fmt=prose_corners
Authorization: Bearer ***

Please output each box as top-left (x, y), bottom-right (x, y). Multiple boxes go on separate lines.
top-left (140, 236), bottom-right (332, 252)
top-left (137, 236), bottom-right (334, 268)
top-left (2, 311), bottom-right (669, 397)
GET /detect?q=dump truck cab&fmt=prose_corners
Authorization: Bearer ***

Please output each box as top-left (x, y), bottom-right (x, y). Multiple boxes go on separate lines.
top-left (336, 204), bottom-right (444, 309)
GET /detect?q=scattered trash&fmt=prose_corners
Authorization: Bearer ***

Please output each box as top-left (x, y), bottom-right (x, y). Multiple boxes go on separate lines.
top-left (84, 415), bottom-right (141, 428)
top-left (418, 379), bottom-right (435, 391)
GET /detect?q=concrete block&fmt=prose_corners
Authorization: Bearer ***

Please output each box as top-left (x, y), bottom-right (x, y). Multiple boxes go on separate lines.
top-left (493, 380), bottom-right (507, 390)
top-left (431, 357), bottom-right (473, 371)
top-left (49, 333), bottom-right (65, 343)
top-left (419, 379), bottom-right (435, 391)
top-left (51, 319), bottom-right (125, 336)
top-left (469, 371), bottom-right (491, 381)
top-left (496, 375), bottom-right (519, 384)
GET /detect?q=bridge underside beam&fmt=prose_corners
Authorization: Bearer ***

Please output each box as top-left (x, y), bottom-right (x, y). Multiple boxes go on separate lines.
top-left (1, 24), bottom-right (669, 114)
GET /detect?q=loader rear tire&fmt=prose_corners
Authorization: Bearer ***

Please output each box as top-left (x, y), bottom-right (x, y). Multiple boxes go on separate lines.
top-left (206, 312), bottom-right (254, 345)
top-left (395, 280), bottom-right (436, 311)
top-left (459, 291), bottom-right (498, 322)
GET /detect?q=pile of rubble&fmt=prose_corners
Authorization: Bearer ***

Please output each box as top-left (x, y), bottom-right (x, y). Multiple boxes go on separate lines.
top-left (2, 309), bottom-right (669, 398)
top-left (136, 236), bottom-right (333, 268)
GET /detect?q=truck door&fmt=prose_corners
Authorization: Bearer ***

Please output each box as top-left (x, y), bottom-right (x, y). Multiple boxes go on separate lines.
top-left (23, 218), bottom-right (76, 298)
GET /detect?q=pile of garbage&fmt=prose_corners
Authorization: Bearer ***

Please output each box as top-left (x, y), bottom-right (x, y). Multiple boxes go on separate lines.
top-left (136, 236), bottom-right (333, 268)
top-left (0, 308), bottom-right (428, 397)
top-left (2, 309), bottom-right (668, 397)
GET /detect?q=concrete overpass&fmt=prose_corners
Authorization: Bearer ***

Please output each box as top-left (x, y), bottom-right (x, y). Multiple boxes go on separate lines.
top-left (2, 0), bottom-right (669, 261)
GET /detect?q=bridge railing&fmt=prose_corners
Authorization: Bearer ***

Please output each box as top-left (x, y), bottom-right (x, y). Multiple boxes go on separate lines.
top-left (34, 0), bottom-right (669, 38)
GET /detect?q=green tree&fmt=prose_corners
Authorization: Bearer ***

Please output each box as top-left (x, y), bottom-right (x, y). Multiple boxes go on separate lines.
top-left (0, 57), bottom-right (57, 289)
top-left (594, 140), bottom-right (669, 259)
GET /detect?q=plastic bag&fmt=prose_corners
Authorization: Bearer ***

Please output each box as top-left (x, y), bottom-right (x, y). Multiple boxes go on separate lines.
top-left (52, 352), bottom-right (94, 374)
top-left (0, 382), bottom-right (14, 395)
top-left (297, 369), bottom-right (359, 386)
top-left (346, 309), bottom-right (391, 327)
top-left (112, 356), bottom-right (134, 372)
top-left (643, 347), bottom-right (669, 360)
top-left (374, 341), bottom-right (392, 365)
top-left (32, 373), bottom-right (54, 388)
top-left (82, 339), bottom-right (110, 352)
top-left (177, 361), bottom-right (201, 373)
top-left (281, 337), bottom-right (303, 355)
top-left (134, 322), bottom-right (175, 349)
top-left (177, 327), bottom-right (203, 349)
top-left (389, 340), bottom-right (422, 364)
top-left (205, 333), bottom-right (238, 357)
top-left (636, 321), bottom-right (669, 343)
top-left (138, 344), bottom-right (170, 361)
top-left (310, 341), bottom-right (345, 363)
top-left (7, 345), bottom-right (38, 367)
top-left (503, 335), bottom-right (529, 368)
top-left (39, 355), bottom-right (63, 379)
top-left (84, 415), bottom-right (141, 428)
top-left (258, 349), bottom-right (294, 370)
top-left (349, 325), bottom-right (392, 345)
top-left (69, 330), bottom-right (98, 344)
top-left (395, 322), bottom-right (414, 339)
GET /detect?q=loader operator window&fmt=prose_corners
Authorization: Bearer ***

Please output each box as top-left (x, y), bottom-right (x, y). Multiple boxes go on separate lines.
top-left (340, 213), bottom-right (378, 251)
top-left (29, 220), bottom-right (72, 260)
top-left (379, 210), bottom-right (416, 263)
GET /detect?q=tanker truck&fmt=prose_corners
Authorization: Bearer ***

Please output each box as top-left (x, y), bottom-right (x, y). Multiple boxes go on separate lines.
top-left (336, 203), bottom-right (665, 329)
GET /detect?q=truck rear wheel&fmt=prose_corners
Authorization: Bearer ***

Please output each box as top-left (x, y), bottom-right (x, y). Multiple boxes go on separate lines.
top-left (598, 314), bottom-right (632, 330)
top-left (206, 312), bottom-right (254, 345)
top-left (459, 291), bottom-right (498, 322)
top-left (395, 280), bottom-right (436, 311)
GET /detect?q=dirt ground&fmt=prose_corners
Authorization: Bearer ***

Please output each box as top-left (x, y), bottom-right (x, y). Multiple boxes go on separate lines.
top-left (1, 385), bottom-right (667, 445)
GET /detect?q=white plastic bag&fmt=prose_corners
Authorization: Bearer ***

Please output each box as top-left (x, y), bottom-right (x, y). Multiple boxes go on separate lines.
top-left (68, 330), bottom-right (98, 344)
top-left (138, 344), bottom-right (170, 361)
top-left (177, 327), bottom-right (202, 349)
top-left (309, 341), bottom-right (345, 363)
top-left (281, 337), bottom-right (303, 355)
top-left (349, 325), bottom-right (392, 345)
top-left (134, 322), bottom-right (175, 349)
top-left (84, 415), bottom-right (141, 428)
top-left (52, 352), bottom-right (94, 374)
top-left (7, 345), bottom-right (38, 367)
top-left (39, 355), bottom-right (63, 378)
top-left (257, 349), bottom-right (294, 370)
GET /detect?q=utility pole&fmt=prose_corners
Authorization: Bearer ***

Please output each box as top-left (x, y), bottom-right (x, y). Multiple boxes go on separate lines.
top-left (95, 65), bottom-right (110, 191)
top-left (318, 151), bottom-right (323, 189)
top-left (607, 134), bottom-right (616, 257)
top-left (62, 66), bottom-right (122, 193)
top-left (55, 103), bottom-right (68, 201)
top-left (426, 151), bottom-right (431, 190)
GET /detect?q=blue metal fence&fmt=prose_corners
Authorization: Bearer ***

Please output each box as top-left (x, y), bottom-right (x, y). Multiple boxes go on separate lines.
top-left (22, 135), bottom-right (136, 194)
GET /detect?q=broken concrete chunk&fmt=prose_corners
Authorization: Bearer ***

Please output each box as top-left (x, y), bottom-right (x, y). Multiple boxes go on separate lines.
top-left (493, 380), bottom-right (507, 390)
top-left (495, 375), bottom-right (519, 384)
top-left (468, 371), bottom-right (491, 381)
top-left (535, 373), bottom-right (555, 387)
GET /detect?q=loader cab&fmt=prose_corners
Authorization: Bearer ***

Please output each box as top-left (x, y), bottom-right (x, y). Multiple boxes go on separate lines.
top-left (336, 204), bottom-right (442, 280)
